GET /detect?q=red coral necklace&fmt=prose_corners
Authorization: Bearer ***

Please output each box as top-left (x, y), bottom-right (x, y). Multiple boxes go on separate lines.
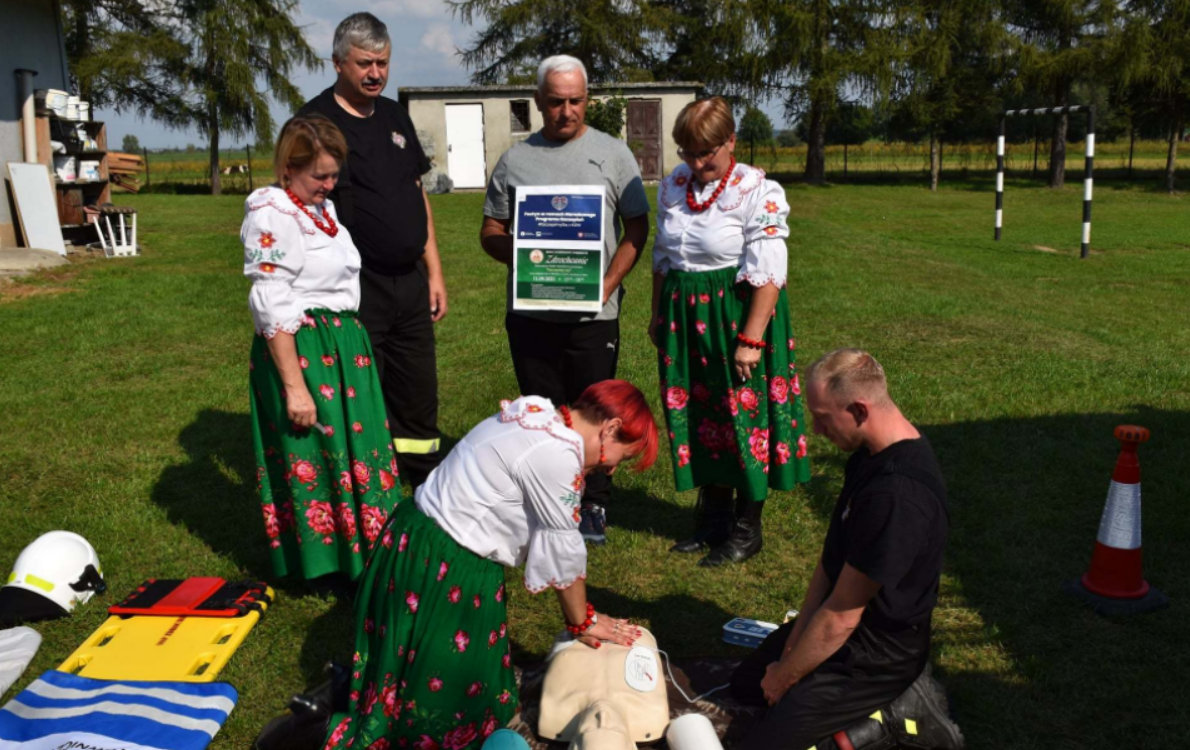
top-left (285, 188), bottom-right (339, 237)
top-left (686, 158), bottom-right (736, 213)
top-left (559, 405), bottom-right (573, 428)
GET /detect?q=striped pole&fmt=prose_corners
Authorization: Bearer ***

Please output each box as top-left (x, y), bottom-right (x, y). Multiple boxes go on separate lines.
top-left (994, 116), bottom-right (1005, 241)
top-left (997, 106), bottom-right (1095, 256)
top-left (1081, 107), bottom-right (1095, 258)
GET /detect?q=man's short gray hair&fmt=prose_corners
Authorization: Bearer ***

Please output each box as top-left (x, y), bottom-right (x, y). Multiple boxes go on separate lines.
top-left (537, 55), bottom-right (588, 91)
top-left (333, 12), bottom-right (390, 61)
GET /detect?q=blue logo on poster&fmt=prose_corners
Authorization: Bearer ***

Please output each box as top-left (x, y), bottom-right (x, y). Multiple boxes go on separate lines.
top-left (518, 193), bottom-right (603, 241)
top-left (551, 196), bottom-right (569, 210)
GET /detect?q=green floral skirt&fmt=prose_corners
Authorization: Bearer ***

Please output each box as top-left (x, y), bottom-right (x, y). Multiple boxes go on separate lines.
top-left (657, 267), bottom-right (811, 501)
top-left (325, 501), bottom-right (517, 750)
top-left (249, 309), bottom-right (401, 581)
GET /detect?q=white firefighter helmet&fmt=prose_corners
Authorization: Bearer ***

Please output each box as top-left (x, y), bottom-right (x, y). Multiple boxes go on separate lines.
top-left (0, 531), bottom-right (105, 624)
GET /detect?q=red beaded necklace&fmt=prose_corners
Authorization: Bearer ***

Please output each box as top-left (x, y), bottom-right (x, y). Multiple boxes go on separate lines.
top-left (686, 158), bottom-right (736, 213)
top-left (559, 405), bottom-right (573, 428)
top-left (285, 187), bottom-right (339, 237)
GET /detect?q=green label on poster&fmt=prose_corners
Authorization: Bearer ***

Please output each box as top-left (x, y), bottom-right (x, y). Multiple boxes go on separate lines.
top-left (514, 247), bottom-right (601, 309)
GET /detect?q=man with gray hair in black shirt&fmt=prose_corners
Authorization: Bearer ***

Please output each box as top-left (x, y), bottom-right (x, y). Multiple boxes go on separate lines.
top-left (299, 12), bottom-right (446, 488)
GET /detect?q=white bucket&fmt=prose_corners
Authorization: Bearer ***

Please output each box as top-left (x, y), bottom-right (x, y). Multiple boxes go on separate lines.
top-left (665, 714), bottom-right (722, 750)
top-left (54, 155), bottom-right (77, 182)
top-left (78, 101), bottom-right (91, 121)
top-left (66, 95), bottom-right (80, 120)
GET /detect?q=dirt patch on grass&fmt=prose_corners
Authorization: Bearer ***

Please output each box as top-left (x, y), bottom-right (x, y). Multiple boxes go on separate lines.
top-left (0, 251), bottom-right (99, 304)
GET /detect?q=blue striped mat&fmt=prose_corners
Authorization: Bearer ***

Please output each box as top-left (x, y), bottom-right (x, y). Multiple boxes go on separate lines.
top-left (0, 670), bottom-right (236, 750)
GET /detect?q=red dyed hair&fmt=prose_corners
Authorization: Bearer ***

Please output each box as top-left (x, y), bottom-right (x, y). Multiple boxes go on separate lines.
top-left (572, 380), bottom-right (659, 471)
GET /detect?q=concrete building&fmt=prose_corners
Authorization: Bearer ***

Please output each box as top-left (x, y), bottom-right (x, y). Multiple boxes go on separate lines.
top-left (399, 82), bottom-right (703, 191)
top-left (1, 0), bottom-right (71, 248)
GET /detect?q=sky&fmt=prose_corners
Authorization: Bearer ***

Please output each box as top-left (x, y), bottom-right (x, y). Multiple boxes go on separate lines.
top-left (98, 0), bottom-right (475, 150)
top-left (96, 0), bottom-right (789, 151)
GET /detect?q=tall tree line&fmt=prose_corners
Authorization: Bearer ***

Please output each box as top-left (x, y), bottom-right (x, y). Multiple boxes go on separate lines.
top-left (450, 0), bottom-right (1189, 191)
top-left (63, 0), bottom-right (319, 195)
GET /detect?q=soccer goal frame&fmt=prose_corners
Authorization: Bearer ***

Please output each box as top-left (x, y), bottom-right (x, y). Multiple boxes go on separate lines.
top-left (994, 106), bottom-right (1096, 258)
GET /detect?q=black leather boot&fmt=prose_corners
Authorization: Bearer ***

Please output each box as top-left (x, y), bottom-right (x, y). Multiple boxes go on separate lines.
top-left (670, 485), bottom-right (734, 553)
top-left (699, 498), bottom-right (764, 566)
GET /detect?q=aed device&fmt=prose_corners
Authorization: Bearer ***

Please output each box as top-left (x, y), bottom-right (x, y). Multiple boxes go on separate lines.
top-left (722, 617), bottom-right (778, 648)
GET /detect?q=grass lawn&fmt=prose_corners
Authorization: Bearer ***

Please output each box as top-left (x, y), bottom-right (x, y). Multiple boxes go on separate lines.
top-left (1, 177), bottom-right (1187, 749)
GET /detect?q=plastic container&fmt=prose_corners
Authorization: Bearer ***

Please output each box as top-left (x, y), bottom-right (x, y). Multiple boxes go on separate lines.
top-left (78, 160), bottom-right (101, 181)
top-left (66, 95), bottom-right (80, 120)
top-left (53, 155), bottom-right (77, 182)
top-left (78, 101), bottom-right (91, 121)
top-left (36, 89), bottom-right (68, 117)
top-left (721, 617), bottom-right (778, 648)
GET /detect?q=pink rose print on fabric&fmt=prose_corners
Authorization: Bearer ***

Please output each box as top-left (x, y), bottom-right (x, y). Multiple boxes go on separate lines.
top-left (692, 382), bottom-right (711, 402)
top-left (437, 561), bottom-right (450, 581)
top-left (495, 583), bottom-right (505, 602)
top-left (443, 724), bottom-right (478, 749)
top-left (502, 653), bottom-right (512, 668)
top-left (697, 419), bottom-right (723, 454)
top-left (379, 469), bottom-right (395, 492)
top-left (322, 425), bottom-right (335, 437)
top-left (749, 427), bottom-right (770, 464)
top-left (488, 630), bottom-right (499, 647)
top-left (687, 293), bottom-right (697, 306)
top-left (769, 376), bottom-right (790, 404)
top-left (448, 585), bottom-right (462, 603)
top-left (405, 591), bottom-right (419, 613)
top-left (338, 471), bottom-right (353, 492)
top-left (361, 682), bottom-right (378, 715)
top-left (354, 354), bottom-right (372, 368)
top-left (499, 623), bottom-right (507, 638)
top-left (335, 504), bottom-right (357, 538)
top-left (319, 384), bottom-right (335, 400)
top-left (473, 594), bottom-right (482, 608)
top-left (797, 434), bottom-right (808, 459)
top-left (352, 421), bottom-right (364, 433)
top-left (321, 355), bottom-right (335, 366)
top-left (676, 444), bottom-right (691, 467)
top-left (413, 735), bottom-right (439, 750)
top-left (360, 505), bottom-right (385, 542)
top-left (670, 321), bottom-right (678, 332)
top-left (381, 684), bottom-right (400, 717)
top-left (699, 292), bottom-right (711, 303)
top-left (695, 320), bottom-right (707, 335)
top-left (347, 386), bottom-right (357, 398)
top-left (497, 689), bottom-right (513, 704)
top-left (788, 337), bottom-right (797, 350)
top-left (332, 317), bottom-right (342, 327)
top-left (299, 356), bottom-right (310, 369)
top-left (738, 387), bottom-right (760, 414)
top-left (352, 460), bottom-right (371, 487)
top-left (305, 501), bottom-right (335, 535)
top-left (482, 715), bottom-right (499, 737)
top-left (326, 717), bottom-right (351, 747)
top-left (366, 739), bottom-right (390, 750)
top-left (792, 373), bottom-right (802, 395)
top-left (428, 677), bottom-right (443, 692)
top-left (466, 681), bottom-right (484, 697)
top-left (453, 630), bottom-right (470, 652)
top-left (776, 442), bottom-right (792, 465)
top-left (398, 532), bottom-right (409, 552)
top-left (724, 389), bottom-right (739, 416)
top-left (292, 459), bottom-right (318, 484)
top-left (262, 503), bottom-right (281, 543)
top-left (666, 385), bottom-right (688, 410)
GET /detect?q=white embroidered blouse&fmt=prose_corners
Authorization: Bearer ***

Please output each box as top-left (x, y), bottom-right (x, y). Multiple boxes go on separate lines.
top-left (653, 161), bottom-right (791, 288)
top-left (242, 186), bottom-right (362, 339)
top-left (415, 396), bottom-right (588, 593)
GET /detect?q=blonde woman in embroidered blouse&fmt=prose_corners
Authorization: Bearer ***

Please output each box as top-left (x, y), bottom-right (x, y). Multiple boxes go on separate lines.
top-left (243, 115), bottom-right (400, 583)
top-left (325, 380), bottom-right (659, 750)
top-left (651, 97), bottom-right (812, 568)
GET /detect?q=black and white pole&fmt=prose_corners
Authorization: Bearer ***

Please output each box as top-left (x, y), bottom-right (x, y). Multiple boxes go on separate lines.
top-left (995, 116), bottom-right (1005, 241)
top-left (995, 106), bottom-right (1095, 258)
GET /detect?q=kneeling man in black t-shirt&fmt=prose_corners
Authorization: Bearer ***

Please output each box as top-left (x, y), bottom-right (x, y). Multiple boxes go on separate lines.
top-left (731, 348), bottom-right (959, 750)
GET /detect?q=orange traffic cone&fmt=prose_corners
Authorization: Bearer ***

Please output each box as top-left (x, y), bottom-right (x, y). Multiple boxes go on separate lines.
top-left (1067, 425), bottom-right (1168, 615)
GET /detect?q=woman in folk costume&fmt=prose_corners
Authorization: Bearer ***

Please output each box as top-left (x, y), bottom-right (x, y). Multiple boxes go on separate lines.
top-left (323, 380), bottom-right (658, 750)
top-left (651, 97), bottom-right (812, 567)
top-left (243, 115), bottom-right (399, 582)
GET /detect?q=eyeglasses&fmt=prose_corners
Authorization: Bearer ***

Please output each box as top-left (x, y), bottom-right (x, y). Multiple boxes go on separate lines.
top-left (677, 143), bottom-right (724, 162)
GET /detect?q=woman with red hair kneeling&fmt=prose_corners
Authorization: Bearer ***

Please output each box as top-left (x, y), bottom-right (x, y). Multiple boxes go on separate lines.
top-left (324, 380), bottom-right (659, 750)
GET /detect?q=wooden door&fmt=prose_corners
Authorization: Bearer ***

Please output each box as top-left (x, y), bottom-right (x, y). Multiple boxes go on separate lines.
top-left (626, 99), bottom-right (661, 180)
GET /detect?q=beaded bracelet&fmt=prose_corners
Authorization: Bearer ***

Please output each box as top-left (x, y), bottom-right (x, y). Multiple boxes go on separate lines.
top-left (565, 602), bottom-right (597, 635)
top-left (737, 333), bottom-right (765, 349)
